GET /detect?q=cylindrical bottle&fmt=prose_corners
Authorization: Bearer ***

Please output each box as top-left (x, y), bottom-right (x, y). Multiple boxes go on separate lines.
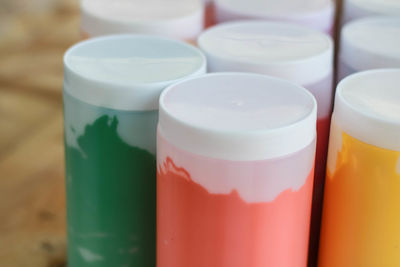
top-left (319, 69), bottom-right (400, 267)
top-left (81, 0), bottom-right (204, 43)
top-left (214, 0), bottom-right (335, 35)
top-left (63, 35), bottom-right (206, 267)
top-left (157, 73), bottom-right (317, 267)
top-left (343, 0), bottom-right (400, 23)
top-left (198, 21), bottom-right (333, 265)
top-left (338, 16), bottom-right (400, 81)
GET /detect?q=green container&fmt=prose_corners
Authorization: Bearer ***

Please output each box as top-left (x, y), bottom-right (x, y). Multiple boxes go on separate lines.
top-left (63, 35), bottom-right (206, 267)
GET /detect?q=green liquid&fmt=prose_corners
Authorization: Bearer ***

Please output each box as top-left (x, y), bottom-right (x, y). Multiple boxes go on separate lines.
top-left (64, 95), bottom-right (156, 266)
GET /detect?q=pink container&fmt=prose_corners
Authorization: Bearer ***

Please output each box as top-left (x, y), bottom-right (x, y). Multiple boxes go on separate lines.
top-left (214, 0), bottom-right (335, 35)
top-left (81, 0), bottom-right (204, 43)
top-left (157, 73), bottom-right (317, 267)
top-left (198, 21), bottom-right (334, 265)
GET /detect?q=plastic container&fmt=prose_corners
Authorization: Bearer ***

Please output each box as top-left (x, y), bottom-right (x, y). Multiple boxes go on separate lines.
top-left (157, 73), bottom-right (317, 267)
top-left (343, 0), bottom-right (400, 23)
top-left (338, 16), bottom-right (400, 81)
top-left (81, 0), bottom-right (204, 43)
top-left (198, 21), bottom-right (333, 264)
top-left (63, 35), bottom-right (206, 267)
top-left (214, 0), bottom-right (335, 35)
top-left (319, 69), bottom-right (400, 267)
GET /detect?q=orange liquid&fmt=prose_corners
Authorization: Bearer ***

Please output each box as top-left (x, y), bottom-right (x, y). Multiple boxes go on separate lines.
top-left (158, 157), bottom-right (314, 267)
top-left (308, 116), bottom-right (331, 266)
top-left (319, 131), bottom-right (400, 266)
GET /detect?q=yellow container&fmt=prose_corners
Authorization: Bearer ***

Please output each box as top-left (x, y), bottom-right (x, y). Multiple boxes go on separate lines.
top-left (319, 69), bottom-right (400, 267)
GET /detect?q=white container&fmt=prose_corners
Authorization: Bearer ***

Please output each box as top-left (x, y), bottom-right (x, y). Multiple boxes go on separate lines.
top-left (339, 16), bottom-right (400, 81)
top-left (343, 0), bottom-right (400, 23)
top-left (214, 0), bottom-right (335, 35)
top-left (157, 73), bottom-right (317, 267)
top-left (81, 0), bottom-right (204, 42)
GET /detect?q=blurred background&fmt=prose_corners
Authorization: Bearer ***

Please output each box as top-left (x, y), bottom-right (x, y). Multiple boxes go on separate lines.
top-left (0, 0), bottom-right (343, 266)
top-left (0, 0), bottom-right (80, 266)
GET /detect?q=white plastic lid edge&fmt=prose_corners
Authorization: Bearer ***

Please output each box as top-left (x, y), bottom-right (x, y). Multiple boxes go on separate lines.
top-left (333, 69), bottom-right (400, 151)
top-left (81, 1), bottom-right (204, 40)
top-left (158, 72), bottom-right (317, 161)
top-left (198, 21), bottom-right (334, 85)
top-left (340, 16), bottom-right (400, 71)
top-left (214, 0), bottom-right (335, 33)
top-left (63, 34), bottom-right (207, 111)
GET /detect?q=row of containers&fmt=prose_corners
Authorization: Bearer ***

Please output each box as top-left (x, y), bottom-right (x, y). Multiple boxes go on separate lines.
top-left (64, 0), bottom-right (400, 266)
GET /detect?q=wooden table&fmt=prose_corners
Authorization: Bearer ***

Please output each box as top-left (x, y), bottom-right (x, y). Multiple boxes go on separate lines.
top-left (0, 1), bottom-right (79, 266)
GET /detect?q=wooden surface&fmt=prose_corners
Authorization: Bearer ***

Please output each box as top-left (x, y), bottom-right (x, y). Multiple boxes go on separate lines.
top-left (0, 1), bottom-right (79, 266)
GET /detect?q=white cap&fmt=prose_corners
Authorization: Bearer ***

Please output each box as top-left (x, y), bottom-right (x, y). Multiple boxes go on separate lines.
top-left (159, 73), bottom-right (317, 161)
top-left (344, 0), bottom-right (400, 23)
top-left (214, 0), bottom-right (335, 33)
top-left (198, 21), bottom-right (333, 85)
top-left (81, 0), bottom-right (204, 40)
top-left (340, 16), bottom-right (400, 72)
top-left (333, 69), bottom-right (400, 151)
top-left (63, 35), bottom-right (206, 111)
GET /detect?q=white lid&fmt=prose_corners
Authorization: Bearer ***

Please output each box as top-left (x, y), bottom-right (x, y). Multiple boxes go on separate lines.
top-left (63, 35), bottom-right (206, 111)
top-left (159, 73), bottom-right (317, 161)
top-left (334, 69), bottom-right (400, 151)
top-left (198, 21), bottom-right (333, 85)
top-left (344, 0), bottom-right (400, 22)
top-left (215, 0), bottom-right (335, 33)
top-left (81, 0), bottom-right (204, 40)
top-left (340, 16), bottom-right (400, 71)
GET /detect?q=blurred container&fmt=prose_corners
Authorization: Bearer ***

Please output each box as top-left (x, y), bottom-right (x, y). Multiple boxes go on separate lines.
top-left (319, 69), bottom-right (400, 267)
top-left (157, 73), bottom-right (317, 267)
top-left (343, 0), bottom-right (400, 23)
top-left (338, 16), bottom-right (400, 81)
top-left (63, 35), bottom-right (206, 267)
top-left (198, 21), bottom-right (333, 264)
top-left (204, 0), bottom-right (216, 28)
top-left (214, 0), bottom-right (335, 35)
top-left (81, 0), bottom-right (204, 43)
